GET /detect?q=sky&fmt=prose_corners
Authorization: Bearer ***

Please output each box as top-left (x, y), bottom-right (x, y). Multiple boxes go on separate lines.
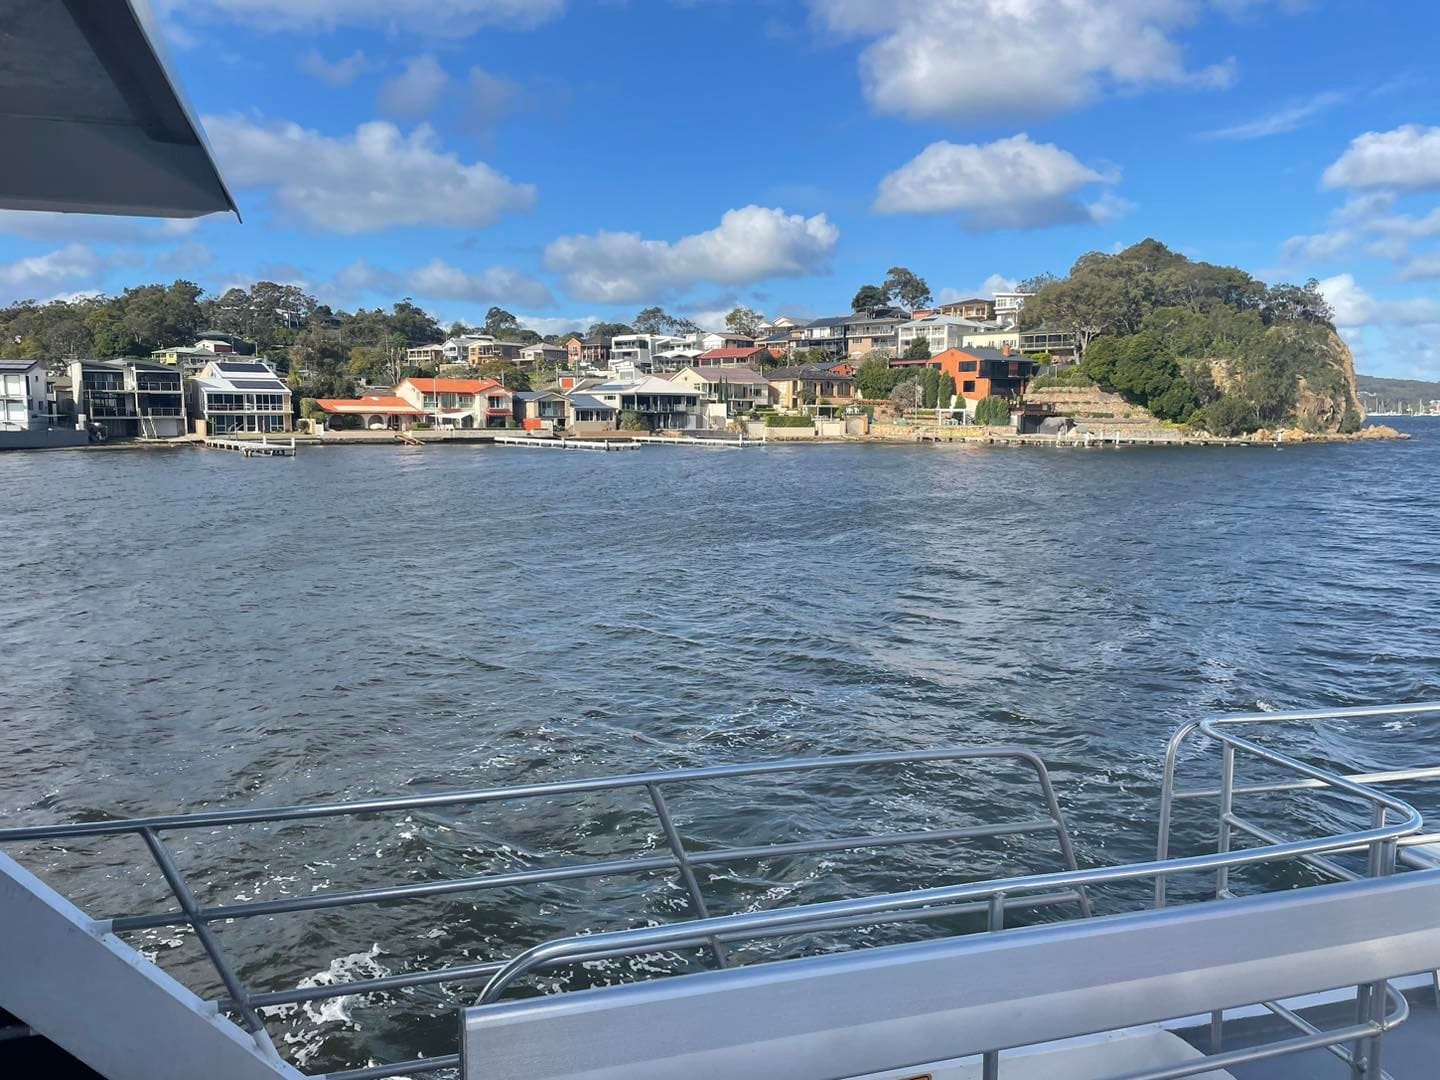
top-left (5, 0), bottom-right (1440, 377)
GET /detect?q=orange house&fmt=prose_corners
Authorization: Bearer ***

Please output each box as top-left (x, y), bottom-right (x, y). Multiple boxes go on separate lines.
top-left (936, 345), bottom-right (1039, 407)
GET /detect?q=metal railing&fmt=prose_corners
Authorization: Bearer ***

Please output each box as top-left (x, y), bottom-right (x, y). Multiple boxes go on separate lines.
top-left (0, 747), bottom-right (1087, 1080)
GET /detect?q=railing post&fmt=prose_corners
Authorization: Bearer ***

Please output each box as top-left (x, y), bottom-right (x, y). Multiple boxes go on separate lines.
top-left (646, 783), bottom-right (728, 967)
top-left (1354, 805), bottom-right (1396, 1079)
top-left (1154, 722), bottom-right (1199, 909)
top-left (137, 828), bottom-right (283, 1063)
top-left (1209, 740), bottom-right (1237, 1053)
top-left (982, 892), bottom-right (1005, 1080)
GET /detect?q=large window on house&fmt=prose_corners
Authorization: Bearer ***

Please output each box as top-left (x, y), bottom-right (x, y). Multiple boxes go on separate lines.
top-left (962, 380), bottom-right (976, 393)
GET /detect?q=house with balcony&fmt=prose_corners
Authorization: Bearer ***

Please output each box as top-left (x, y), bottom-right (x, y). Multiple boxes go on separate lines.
top-left (407, 335), bottom-right (487, 368)
top-left (959, 325), bottom-right (1024, 352)
top-left (579, 376), bottom-right (703, 430)
top-left (699, 331), bottom-right (756, 352)
top-left (395, 377), bottom-right (513, 428)
top-left (993, 291), bottom-right (1035, 326)
top-left (68, 359), bottom-right (186, 438)
top-left (935, 298), bottom-right (996, 321)
top-left (466, 338), bottom-right (523, 365)
top-left (767, 366), bottom-right (857, 411)
top-left (895, 315), bottom-right (999, 358)
top-left (520, 342), bottom-right (569, 371)
top-left (670, 365), bottom-right (771, 414)
top-left (936, 346), bottom-right (1040, 412)
top-left (843, 311), bottom-right (909, 358)
top-left (313, 395), bottom-right (425, 431)
top-left (188, 359), bottom-right (293, 435)
top-left (151, 334), bottom-right (246, 376)
top-left (692, 346), bottom-right (769, 369)
top-left (566, 393), bottom-right (619, 434)
top-left (609, 334), bottom-right (670, 375)
top-left (0, 358), bottom-right (49, 433)
top-left (792, 316), bottom-right (849, 357)
top-left (565, 336), bottom-right (613, 369)
top-left (1019, 324), bottom-right (1079, 361)
top-left (513, 391), bottom-right (570, 431)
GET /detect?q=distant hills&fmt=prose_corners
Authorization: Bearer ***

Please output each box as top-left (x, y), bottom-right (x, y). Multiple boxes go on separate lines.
top-left (1356, 374), bottom-right (1440, 411)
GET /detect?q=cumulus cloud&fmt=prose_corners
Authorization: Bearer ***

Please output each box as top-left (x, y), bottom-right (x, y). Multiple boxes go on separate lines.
top-left (298, 49), bottom-right (378, 87)
top-left (154, 243), bottom-right (215, 273)
top-left (203, 116), bottom-right (536, 233)
top-left (544, 206), bottom-right (839, 303)
top-left (378, 55), bottom-right (450, 118)
top-left (338, 259), bottom-right (553, 308)
top-left (0, 244), bottom-right (104, 299)
top-left (808, 0), bottom-right (1239, 121)
top-left (158, 0), bottom-right (563, 33)
top-left (467, 67), bottom-right (522, 128)
top-left (1323, 125), bottom-right (1440, 191)
top-left (874, 136), bottom-right (1123, 230)
top-left (938, 274), bottom-right (1018, 304)
top-left (1280, 230), bottom-right (1355, 263)
top-left (1319, 273), bottom-right (1440, 327)
top-left (1199, 91), bottom-right (1344, 140)
top-left (1396, 254), bottom-right (1440, 282)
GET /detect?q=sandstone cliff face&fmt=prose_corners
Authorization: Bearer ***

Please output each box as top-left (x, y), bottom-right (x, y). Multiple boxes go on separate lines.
top-left (1198, 328), bottom-right (1362, 433)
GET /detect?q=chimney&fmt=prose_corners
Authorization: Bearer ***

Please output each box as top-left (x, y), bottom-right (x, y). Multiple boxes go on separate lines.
top-left (1001, 344), bottom-right (1011, 357)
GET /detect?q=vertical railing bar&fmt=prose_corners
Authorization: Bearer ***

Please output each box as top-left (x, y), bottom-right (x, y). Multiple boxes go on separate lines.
top-left (982, 891), bottom-right (1006, 1080)
top-left (1155, 722), bottom-right (1200, 908)
top-left (1355, 804), bottom-right (1395, 1079)
top-left (1024, 756), bottom-right (1092, 917)
top-left (646, 783), bottom-right (727, 968)
top-left (1208, 740), bottom-right (1237, 1054)
top-left (138, 828), bottom-right (282, 1061)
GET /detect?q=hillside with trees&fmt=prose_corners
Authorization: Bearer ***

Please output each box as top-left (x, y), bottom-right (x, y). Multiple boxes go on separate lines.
top-left (1020, 240), bottom-right (1363, 435)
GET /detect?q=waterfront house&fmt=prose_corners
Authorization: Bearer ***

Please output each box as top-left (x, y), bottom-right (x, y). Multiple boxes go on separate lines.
top-left (793, 316), bottom-right (849, 357)
top-left (313, 394), bottom-right (424, 431)
top-left (513, 390), bottom-right (569, 431)
top-left (579, 376), bottom-right (703, 430)
top-left (0, 358), bottom-right (49, 433)
top-left (936, 346), bottom-right (1039, 410)
top-left (395, 377), bottom-right (513, 428)
top-left (994, 291), bottom-right (1034, 326)
top-left (767, 366), bottom-right (857, 410)
top-left (896, 315), bottom-right (995, 357)
top-left (935, 298), bottom-right (996, 321)
top-left (566, 393), bottom-right (619, 434)
top-left (188, 359), bottom-right (293, 434)
top-left (609, 334), bottom-right (673, 376)
top-left (700, 331), bottom-right (756, 352)
top-left (68, 359), bottom-right (185, 438)
top-left (843, 310), bottom-right (909, 358)
top-left (670, 365), bottom-right (771, 413)
top-left (407, 336), bottom-right (487, 367)
top-left (1019, 324), bottom-right (1079, 361)
top-left (466, 338), bottom-right (523, 365)
top-left (692, 346), bottom-right (769, 369)
top-left (520, 342), bottom-right (569, 371)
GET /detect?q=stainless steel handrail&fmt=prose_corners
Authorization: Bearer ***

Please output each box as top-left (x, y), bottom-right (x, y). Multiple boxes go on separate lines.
top-left (1, 747), bottom-right (1087, 1080)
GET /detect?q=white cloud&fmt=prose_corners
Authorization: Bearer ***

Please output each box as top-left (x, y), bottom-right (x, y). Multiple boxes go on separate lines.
top-left (337, 259), bottom-right (553, 308)
top-left (203, 116), bottom-right (536, 233)
top-left (874, 135), bottom-right (1122, 230)
top-left (809, 0), bottom-right (1240, 121)
top-left (298, 49), bottom-right (377, 87)
top-left (0, 244), bottom-right (103, 299)
top-left (1396, 254), bottom-right (1440, 282)
top-left (154, 243), bottom-right (215, 273)
top-left (1323, 125), bottom-right (1440, 191)
top-left (938, 274), bottom-right (1018, 304)
top-left (0, 211), bottom-right (196, 244)
top-left (544, 205), bottom-right (840, 303)
top-left (468, 67), bottom-right (522, 127)
top-left (514, 313), bottom-right (596, 336)
top-left (1319, 273), bottom-right (1440, 327)
top-left (1199, 91), bottom-right (1343, 140)
top-left (378, 55), bottom-right (450, 118)
top-left (159, 0), bottom-right (563, 33)
top-left (1280, 230), bottom-right (1355, 263)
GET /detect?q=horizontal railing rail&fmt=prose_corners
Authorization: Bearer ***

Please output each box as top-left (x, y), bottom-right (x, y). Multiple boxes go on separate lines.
top-left (1, 747), bottom-right (1088, 1080)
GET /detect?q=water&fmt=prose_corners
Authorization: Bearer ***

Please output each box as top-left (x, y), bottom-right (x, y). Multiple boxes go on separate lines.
top-left (3, 421), bottom-right (1439, 1073)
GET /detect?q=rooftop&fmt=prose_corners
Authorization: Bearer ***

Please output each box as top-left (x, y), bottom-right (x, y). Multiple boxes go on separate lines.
top-left (696, 346), bottom-right (765, 360)
top-left (402, 377), bottom-right (507, 394)
top-left (679, 365), bottom-right (769, 384)
top-left (767, 366), bottom-right (854, 382)
top-left (566, 394), bottom-right (617, 412)
top-left (314, 395), bottom-right (423, 415)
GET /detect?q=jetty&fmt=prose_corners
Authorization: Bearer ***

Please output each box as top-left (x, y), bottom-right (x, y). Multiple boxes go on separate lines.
top-left (633, 434), bottom-right (750, 448)
top-left (491, 434), bottom-right (641, 452)
top-left (201, 436), bottom-right (296, 457)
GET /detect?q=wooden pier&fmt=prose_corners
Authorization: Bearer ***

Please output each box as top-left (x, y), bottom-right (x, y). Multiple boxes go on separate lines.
top-left (491, 434), bottom-right (641, 452)
top-left (202, 436), bottom-right (296, 457)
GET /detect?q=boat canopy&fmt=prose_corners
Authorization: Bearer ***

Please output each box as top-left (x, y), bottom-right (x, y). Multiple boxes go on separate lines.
top-left (0, 0), bottom-right (237, 218)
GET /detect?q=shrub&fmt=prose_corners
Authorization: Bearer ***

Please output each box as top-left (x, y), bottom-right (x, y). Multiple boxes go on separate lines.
top-left (765, 414), bottom-right (815, 428)
top-left (411, 421), bottom-right (431, 430)
top-left (299, 397), bottom-right (323, 419)
top-left (974, 396), bottom-right (1011, 426)
top-left (504, 417), bottom-right (519, 429)
top-left (1029, 367), bottom-right (1094, 389)
top-left (619, 409), bottom-right (650, 432)
top-left (1192, 395), bottom-right (1258, 436)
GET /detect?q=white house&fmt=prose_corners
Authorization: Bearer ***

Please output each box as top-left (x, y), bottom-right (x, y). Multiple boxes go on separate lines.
top-left (406, 335), bottom-right (488, 367)
top-left (609, 334), bottom-right (670, 376)
top-left (669, 365), bottom-right (770, 415)
top-left (581, 376), bottom-right (703, 430)
top-left (896, 315), bottom-right (997, 356)
top-left (993, 291), bottom-right (1034, 326)
top-left (0, 359), bottom-right (48, 432)
top-left (189, 359), bottom-right (293, 434)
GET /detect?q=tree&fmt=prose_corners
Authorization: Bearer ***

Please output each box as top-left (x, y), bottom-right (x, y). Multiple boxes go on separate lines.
top-left (587, 321), bottom-right (634, 339)
top-left (483, 307), bottom-right (520, 338)
top-left (974, 397), bottom-right (1012, 426)
top-left (725, 307), bottom-right (762, 337)
top-left (447, 321), bottom-right (471, 339)
top-left (884, 266), bottom-right (933, 310)
top-left (855, 354), bottom-right (904, 399)
top-left (299, 397), bottom-right (324, 420)
top-left (851, 284), bottom-right (888, 312)
top-left (937, 373), bottom-right (956, 408)
top-left (904, 338), bottom-right (932, 361)
top-left (619, 409), bottom-right (649, 432)
top-left (474, 359), bottom-right (531, 391)
top-left (1016, 273), bottom-right (1059, 294)
top-left (889, 379), bottom-right (923, 412)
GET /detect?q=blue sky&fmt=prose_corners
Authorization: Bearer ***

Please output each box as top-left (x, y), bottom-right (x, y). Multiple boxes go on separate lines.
top-left (5, 0), bottom-right (1440, 376)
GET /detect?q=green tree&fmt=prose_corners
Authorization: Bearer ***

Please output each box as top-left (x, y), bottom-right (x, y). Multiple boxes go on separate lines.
top-left (474, 359), bottom-right (531, 391)
top-left (974, 396), bottom-right (1012, 426)
top-left (937, 373), bottom-right (956, 408)
top-left (483, 307), bottom-right (520, 338)
top-left (855, 354), bottom-right (903, 399)
top-left (587, 321), bottom-right (634, 339)
top-left (619, 409), bottom-right (649, 432)
top-left (884, 266), bottom-right (933, 310)
top-left (851, 284), bottom-right (888, 312)
top-left (920, 368), bottom-right (940, 408)
top-left (724, 306), bottom-right (762, 337)
top-left (904, 338), bottom-right (932, 361)
top-left (889, 378), bottom-right (923, 412)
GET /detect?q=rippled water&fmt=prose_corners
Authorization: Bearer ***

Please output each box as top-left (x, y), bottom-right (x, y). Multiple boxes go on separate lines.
top-left (3, 422), bottom-right (1439, 1073)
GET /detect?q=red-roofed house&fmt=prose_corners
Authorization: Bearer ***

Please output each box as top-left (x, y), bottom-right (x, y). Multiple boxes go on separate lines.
top-left (693, 346), bottom-right (768, 369)
top-left (396, 377), bottom-right (514, 428)
top-left (313, 395), bottom-right (424, 431)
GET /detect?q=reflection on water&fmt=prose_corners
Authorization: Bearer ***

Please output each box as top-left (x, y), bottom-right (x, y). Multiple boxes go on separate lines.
top-left (2, 421), bottom-right (1438, 1071)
